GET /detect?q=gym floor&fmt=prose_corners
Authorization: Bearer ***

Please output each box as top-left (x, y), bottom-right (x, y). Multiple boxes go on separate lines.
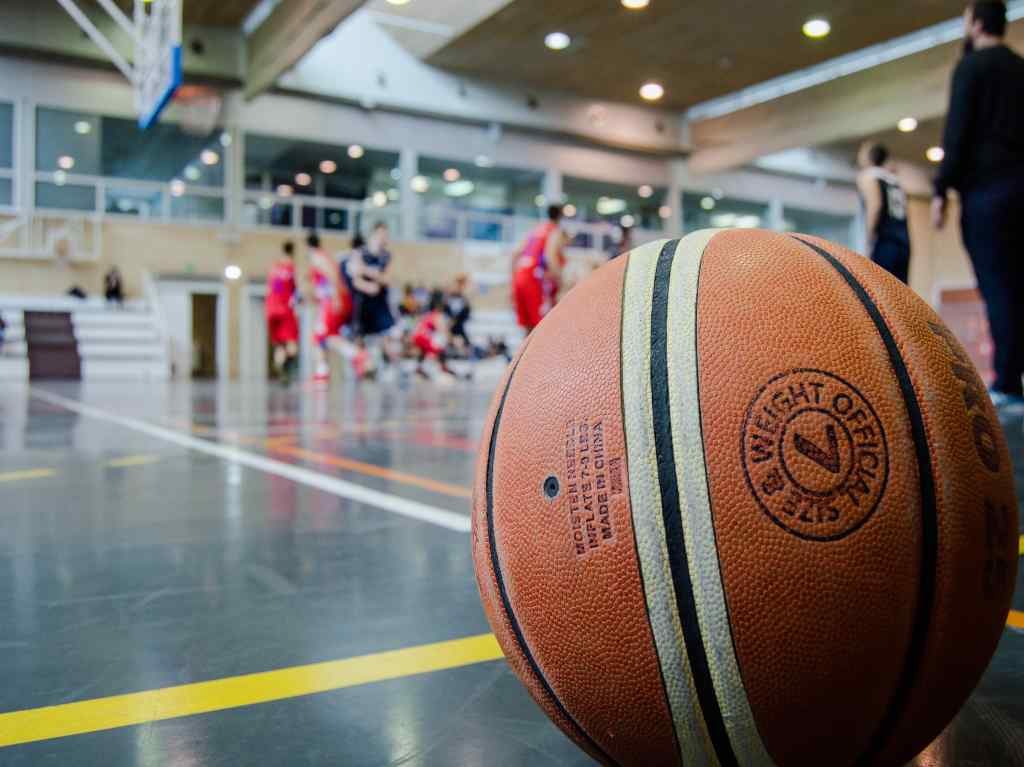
top-left (0, 379), bottom-right (1021, 766)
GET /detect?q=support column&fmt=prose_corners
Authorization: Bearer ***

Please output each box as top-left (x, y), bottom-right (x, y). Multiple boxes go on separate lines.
top-left (542, 169), bottom-right (563, 205)
top-left (16, 96), bottom-right (35, 212)
top-left (226, 126), bottom-right (244, 231)
top-left (398, 147), bottom-right (418, 241)
top-left (666, 159), bottom-right (685, 236)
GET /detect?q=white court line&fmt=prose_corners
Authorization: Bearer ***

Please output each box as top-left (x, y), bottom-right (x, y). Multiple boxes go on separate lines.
top-left (29, 388), bottom-right (472, 534)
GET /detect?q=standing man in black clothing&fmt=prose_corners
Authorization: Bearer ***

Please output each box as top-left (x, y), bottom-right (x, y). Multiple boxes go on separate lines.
top-left (857, 142), bottom-right (912, 283)
top-left (932, 1), bottom-right (1024, 410)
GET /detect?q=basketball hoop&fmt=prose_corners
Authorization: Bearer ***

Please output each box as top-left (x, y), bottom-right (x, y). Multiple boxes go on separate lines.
top-left (174, 85), bottom-right (224, 137)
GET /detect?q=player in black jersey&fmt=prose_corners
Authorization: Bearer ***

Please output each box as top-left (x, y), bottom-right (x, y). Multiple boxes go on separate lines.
top-left (857, 142), bottom-right (911, 284)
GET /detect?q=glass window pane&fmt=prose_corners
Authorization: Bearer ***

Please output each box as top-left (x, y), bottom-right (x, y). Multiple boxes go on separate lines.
top-left (682, 192), bottom-right (769, 231)
top-left (36, 181), bottom-right (96, 211)
top-left (105, 186), bottom-right (163, 218)
top-left (36, 107), bottom-right (225, 186)
top-left (171, 195), bottom-right (224, 222)
top-left (245, 134), bottom-right (399, 204)
top-left (563, 176), bottom-right (667, 231)
top-left (0, 178), bottom-right (11, 207)
top-left (415, 157), bottom-right (543, 220)
top-left (242, 197), bottom-right (294, 228)
top-left (0, 103), bottom-right (12, 169)
top-left (782, 206), bottom-right (855, 248)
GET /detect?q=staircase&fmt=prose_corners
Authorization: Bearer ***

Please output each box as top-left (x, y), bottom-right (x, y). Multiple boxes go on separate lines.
top-left (0, 297), bottom-right (168, 381)
top-left (24, 311), bottom-right (81, 380)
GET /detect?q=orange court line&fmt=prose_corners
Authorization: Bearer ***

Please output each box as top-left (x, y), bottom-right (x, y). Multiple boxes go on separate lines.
top-left (264, 441), bottom-right (472, 499)
top-left (1008, 610), bottom-right (1024, 631)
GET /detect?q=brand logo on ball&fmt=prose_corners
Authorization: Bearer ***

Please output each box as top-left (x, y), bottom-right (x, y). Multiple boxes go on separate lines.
top-left (741, 369), bottom-right (889, 541)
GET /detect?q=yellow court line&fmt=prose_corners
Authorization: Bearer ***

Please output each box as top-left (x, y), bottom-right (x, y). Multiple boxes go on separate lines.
top-left (1008, 610), bottom-right (1024, 631)
top-left (1019, 534), bottom-right (1023, 557)
top-left (0, 468), bottom-right (56, 483)
top-left (0, 633), bottom-right (503, 748)
top-left (106, 455), bottom-right (161, 469)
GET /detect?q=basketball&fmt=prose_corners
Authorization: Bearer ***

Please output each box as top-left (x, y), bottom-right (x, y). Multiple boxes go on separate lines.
top-left (472, 229), bottom-right (1019, 766)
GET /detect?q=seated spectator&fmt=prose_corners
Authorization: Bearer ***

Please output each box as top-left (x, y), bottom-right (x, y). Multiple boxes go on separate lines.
top-left (104, 266), bottom-right (125, 307)
top-left (398, 284), bottom-right (420, 318)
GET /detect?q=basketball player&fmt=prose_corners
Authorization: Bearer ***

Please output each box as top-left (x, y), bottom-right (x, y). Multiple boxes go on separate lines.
top-left (412, 290), bottom-right (463, 380)
top-left (265, 241), bottom-right (299, 383)
top-left (512, 204), bottom-right (568, 333)
top-left (856, 142), bottom-right (911, 283)
top-left (307, 232), bottom-right (351, 383)
top-left (933, 1), bottom-right (1024, 410)
top-left (348, 222), bottom-right (398, 365)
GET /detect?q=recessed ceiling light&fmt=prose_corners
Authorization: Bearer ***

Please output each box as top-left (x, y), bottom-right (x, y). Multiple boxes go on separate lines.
top-left (639, 82), bottom-right (664, 101)
top-left (701, 196), bottom-right (716, 210)
top-left (57, 155), bottom-right (75, 170)
top-left (620, 214), bottom-right (636, 228)
top-left (926, 146), bottom-right (945, 163)
top-left (638, 184), bottom-right (653, 198)
top-left (534, 194), bottom-right (547, 207)
top-left (372, 191), bottom-right (388, 207)
top-left (319, 160), bottom-right (337, 174)
top-left (170, 179), bottom-right (185, 197)
top-left (74, 120), bottom-right (91, 135)
top-left (622, 0), bottom-right (649, 8)
top-left (658, 205), bottom-right (672, 219)
top-left (897, 117), bottom-right (918, 133)
top-left (445, 180), bottom-right (475, 197)
top-left (544, 32), bottom-right (571, 51)
top-left (443, 167), bottom-right (461, 182)
top-left (563, 203), bottom-right (577, 217)
top-left (200, 149), bottom-right (219, 166)
top-left (410, 175), bottom-right (429, 193)
top-left (802, 18), bottom-right (831, 39)
top-left (184, 166), bottom-right (200, 181)
top-left (219, 132), bottom-right (232, 147)
top-left (276, 184), bottom-right (294, 197)
top-left (347, 144), bottom-right (364, 159)
top-left (295, 173), bottom-right (312, 186)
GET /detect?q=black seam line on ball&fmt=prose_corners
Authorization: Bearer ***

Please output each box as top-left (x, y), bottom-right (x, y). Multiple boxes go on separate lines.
top-left (791, 236), bottom-right (938, 765)
top-left (620, 246), bottom-right (685, 766)
top-left (650, 238), bottom-right (739, 767)
top-left (485, 348), bottom-right (620, 767)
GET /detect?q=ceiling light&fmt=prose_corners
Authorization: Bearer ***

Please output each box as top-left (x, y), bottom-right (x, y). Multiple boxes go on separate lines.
top-left (200, 149), bottom-right (219, 166)
top-left (658, 205), bottom-right (672, 219)
top-left (445, 180), bottom-right (475, 197)
top-left (926, 146), bottom-right (945, 163)
top-left (277, 184), bottom-right (293, 197)
top-left (639, 82), bottom-right (664, 101)
top-left (897, 117), bottom-right (918, 133)
top-left (474, 155), bottom-right (493, 168)
top-left (347, 144), bottom-right (364, 159)
top-left (534, 194), bottom-right (547, 207)
top-left (802, 18), bottom-right (831, 39)
top-left (53, 170), bottom-right (67, 186)
top-left (57, 155), bottom-right (75, 170)
top-left (224, 265), bottom-right (242, 281)
top-left (563, 203), bottom-right (577, 217)
top-left (170, 179), bottom-right (185, 197)
top-left (219, 132), bottom-right (232, 147)
top-left (372, 190), bottom-right (388, 207)
top-left (74, 120), bottom-right (91, 135)
top-left (116, 198), bottom-right (134, 212)
top-left (622, 0), bottom-right (649, 7)
top-left (638, 184), bottom-right (653, 198)
top-left (410, 175), bottom-right (429, 193)
top-left (319, 160), bottom-right (337, 174)
top-left (184, 166), bottom-right (200, 181)
top-left (295, 172), bottom-right (312, 186)
top-left (385, 0), bottom-right (411, 5)
top-left (620, 214), bottom-right (636, 228)
top-left (701, 196), bottom-right (716, 210)
top-left (736, 215), bottom-right (761, 228)
top-left (545, 32), bottom-right (571, 51)
top-left (443, 168), bottom-right (461, 182)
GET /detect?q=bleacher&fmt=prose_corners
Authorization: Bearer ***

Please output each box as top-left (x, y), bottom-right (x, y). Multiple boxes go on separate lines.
top-left (0, 296), bottom-right (168, 381)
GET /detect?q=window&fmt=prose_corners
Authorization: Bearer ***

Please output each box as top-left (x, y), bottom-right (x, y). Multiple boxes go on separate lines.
top-left (35, 106), bottom-right (225, 213)
top-left (0, 102), bottom-right (12, 206)
top-left (782, 206), bottom-right (855, 248)
top-left (563, 176), bottom-right (668, 231)
top-left (682, 192), bottom-right (769, 232)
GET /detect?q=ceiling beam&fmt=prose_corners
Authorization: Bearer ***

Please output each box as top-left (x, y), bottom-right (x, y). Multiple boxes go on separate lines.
top-left (686, 20), bottom-right (1024, 174)
top-left (245, 0), bottom-right (367, 100)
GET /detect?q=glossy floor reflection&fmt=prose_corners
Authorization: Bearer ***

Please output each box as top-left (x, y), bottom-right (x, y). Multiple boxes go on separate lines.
top-left (0, 379), bottom-right (1020, 766)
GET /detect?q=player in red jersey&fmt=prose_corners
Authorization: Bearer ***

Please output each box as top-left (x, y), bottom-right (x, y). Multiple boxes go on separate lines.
top-left (412, 290), bottom-right (463, 380)
top-left (265, 241), bottom-right (299, 383)
top-left (307, 232), bottom-right (352, 383)
top-left (512, 204), bottom-right (568, 333)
